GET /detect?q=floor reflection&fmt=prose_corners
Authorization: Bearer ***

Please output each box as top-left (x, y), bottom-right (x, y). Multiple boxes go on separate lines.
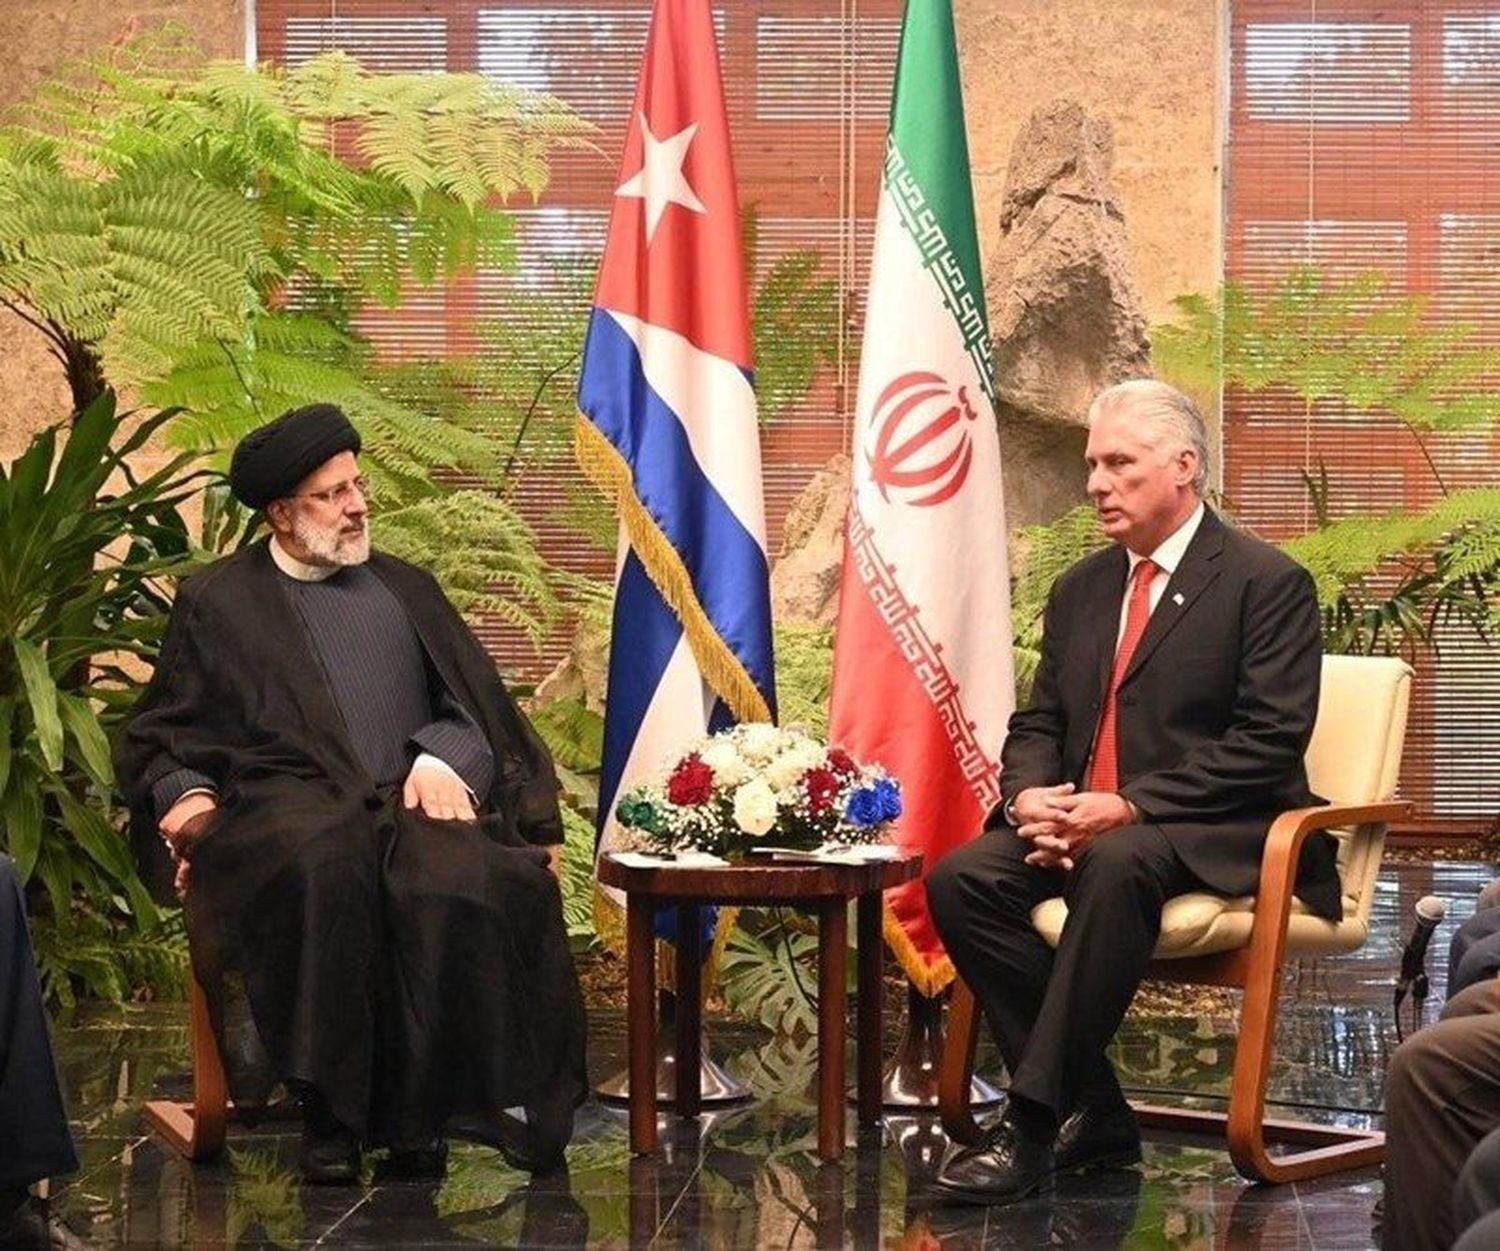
top-left (47, 856), bottom-right (1494, 1247)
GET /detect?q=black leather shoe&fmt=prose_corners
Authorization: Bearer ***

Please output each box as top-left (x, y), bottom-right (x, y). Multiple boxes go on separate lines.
top-left (0, 1195), bottom-right (92, 1250)
top-left (932, 1115), bottom-right (1054, 1205)
top-left (375, 1139), bottom-right (448, 1182)
top-left (1053, 1100), bottom-right (1142, 1173)
top-left (299, 1124), bottom-right (361, 1185)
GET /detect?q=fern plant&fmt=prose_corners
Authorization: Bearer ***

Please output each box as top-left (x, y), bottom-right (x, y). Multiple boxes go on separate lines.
top-left (0, 26), bottom-right (595, 633)
top-left (1154, 266), bottom-right (1500, 657)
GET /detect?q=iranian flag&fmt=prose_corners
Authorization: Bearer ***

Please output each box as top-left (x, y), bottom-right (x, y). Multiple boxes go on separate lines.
top-left (829, 0), bottom-right (1014, 997)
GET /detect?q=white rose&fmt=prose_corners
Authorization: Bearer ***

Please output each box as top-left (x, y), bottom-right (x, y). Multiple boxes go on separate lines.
top-left (699, 737), bottom-right (749, 785)
top-left (787, 740), bottom-right (825, 770)
top-left (738, 722), bottom-right (781, 762)
top-left (732, 778), bottom-right (779, 836)
top-left (765, 752), bottom-right (809, 791)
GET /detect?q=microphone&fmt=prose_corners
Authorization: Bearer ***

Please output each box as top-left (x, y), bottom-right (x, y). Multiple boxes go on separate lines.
top-left (1394, 895), bottom-right (1446, 1040)
top-left (1396, 895), bottom-right (1446, 995)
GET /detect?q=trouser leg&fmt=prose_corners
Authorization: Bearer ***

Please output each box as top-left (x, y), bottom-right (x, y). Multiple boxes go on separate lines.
top-left (0, 857), bottom-right (79, 1190)
top-left (1382, 980), bottom-right (1500, 1251)
top-left (1454, 1121), bottom-right (1500, 1236)
top-left (1008, 825), bottom-right (1198, 1120)
top-left (927, 826), bottom-right (1063, 1081)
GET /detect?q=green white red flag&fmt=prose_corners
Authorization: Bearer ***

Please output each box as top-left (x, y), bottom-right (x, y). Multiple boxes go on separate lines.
top-left (829, 0), bottom-right (1015, 995)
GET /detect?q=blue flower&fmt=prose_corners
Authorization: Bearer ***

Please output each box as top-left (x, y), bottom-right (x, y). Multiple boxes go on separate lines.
top-left (845, 777), bottom-right (902, 827)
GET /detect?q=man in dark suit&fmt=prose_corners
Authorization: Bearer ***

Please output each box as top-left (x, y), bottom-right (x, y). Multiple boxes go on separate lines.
top-left (927, 379), bottom-right (1329, 1204)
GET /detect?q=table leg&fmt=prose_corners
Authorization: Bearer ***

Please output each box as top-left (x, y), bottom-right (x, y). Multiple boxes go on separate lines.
top-left (675, 902), bottom-right (702, 1119)
top-left (856, 891), bottom-right (882, 1127)
top-left (817, 897), bottom-right (848, 1161)
top-left (627, 893), bottom-right (657, 1154)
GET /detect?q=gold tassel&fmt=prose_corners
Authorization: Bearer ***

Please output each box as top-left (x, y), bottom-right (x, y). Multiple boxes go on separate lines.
top-left (574, 417), bottom-right (772, 726)
top-left (882, 901), bottom-right (955, 998)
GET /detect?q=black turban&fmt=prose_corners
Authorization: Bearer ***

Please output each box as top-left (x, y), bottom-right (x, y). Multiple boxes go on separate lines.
top-left (229, 404), bottom-right (362, 509)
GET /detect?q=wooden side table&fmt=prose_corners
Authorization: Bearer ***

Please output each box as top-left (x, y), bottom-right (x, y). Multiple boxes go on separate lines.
top-left (596, 852), bottom-right (923, 1161)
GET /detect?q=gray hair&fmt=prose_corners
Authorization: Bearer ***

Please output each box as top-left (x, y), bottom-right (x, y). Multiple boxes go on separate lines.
top-left (1087, 379), bottom-right (1210, 494)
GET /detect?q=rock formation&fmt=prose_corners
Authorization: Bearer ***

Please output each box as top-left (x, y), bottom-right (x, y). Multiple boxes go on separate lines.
top-left (985, 100), bottom-right (1152, 528)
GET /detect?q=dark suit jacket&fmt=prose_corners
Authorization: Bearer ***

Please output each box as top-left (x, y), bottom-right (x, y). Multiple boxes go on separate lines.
top-left (999, 506), bottom-right (1340, 920)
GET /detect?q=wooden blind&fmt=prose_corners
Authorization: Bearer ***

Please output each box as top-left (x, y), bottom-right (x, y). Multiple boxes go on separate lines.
top-left (1228, 0), bottom-right (1500, 830)
top-left (256, 0), bottom-right (900, 683)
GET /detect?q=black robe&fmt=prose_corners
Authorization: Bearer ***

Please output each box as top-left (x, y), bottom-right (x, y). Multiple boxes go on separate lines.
top-left (115, 541), bottom-right (587, 1167)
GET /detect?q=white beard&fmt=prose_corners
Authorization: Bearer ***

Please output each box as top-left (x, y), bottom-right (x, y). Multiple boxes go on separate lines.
top-left (290, 513), bottom-right (370, 567)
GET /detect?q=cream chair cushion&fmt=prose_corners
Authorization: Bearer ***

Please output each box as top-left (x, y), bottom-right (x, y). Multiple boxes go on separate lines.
top-left (1030, 654), bottom-right (1413, 961)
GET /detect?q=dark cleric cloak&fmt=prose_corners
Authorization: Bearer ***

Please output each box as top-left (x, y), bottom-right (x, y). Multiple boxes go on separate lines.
top-left (115, 540), bottom-right (587, 1167)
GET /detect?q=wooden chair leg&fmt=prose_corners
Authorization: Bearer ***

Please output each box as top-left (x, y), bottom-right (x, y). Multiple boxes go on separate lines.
top-left (1132, 938), bottom-right (1384, 1183)
top-left (144, 971), bottom-right (229, 1161)
top-left (937, 977), bottom-right (986, 1146)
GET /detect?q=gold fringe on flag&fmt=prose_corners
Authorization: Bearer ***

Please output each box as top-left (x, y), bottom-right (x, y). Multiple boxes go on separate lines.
top-left (579, 413), bottom-right (771, 989)
top-left (883, 899), bottom-right (955, 998)
top-left (575, 416), bottom-right (772, 727)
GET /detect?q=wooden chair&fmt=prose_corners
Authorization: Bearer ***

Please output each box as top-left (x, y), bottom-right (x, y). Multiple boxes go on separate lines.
top-left (937, 653), bottom-right (1415, 1183)
top-left (144, 971), bottom-right (229, 1160)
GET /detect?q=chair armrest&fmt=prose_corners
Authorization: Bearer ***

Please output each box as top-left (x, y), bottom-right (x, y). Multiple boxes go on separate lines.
top-left (1257, 802), bottom-right (1411, 908)
top-left (1246, 800), bottom-right (1412, 965)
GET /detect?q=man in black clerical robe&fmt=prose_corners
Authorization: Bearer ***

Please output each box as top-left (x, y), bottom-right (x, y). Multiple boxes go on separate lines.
top-left (116, 404), bottom-right (587, 1184)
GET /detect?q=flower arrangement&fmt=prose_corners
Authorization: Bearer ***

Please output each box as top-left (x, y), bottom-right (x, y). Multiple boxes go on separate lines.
top-left (613, 723), bottom-right (902, 858)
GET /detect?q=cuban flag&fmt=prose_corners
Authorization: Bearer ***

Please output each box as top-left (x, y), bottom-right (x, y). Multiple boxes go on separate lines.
top-left (577, 0), bottom-right (776, 946)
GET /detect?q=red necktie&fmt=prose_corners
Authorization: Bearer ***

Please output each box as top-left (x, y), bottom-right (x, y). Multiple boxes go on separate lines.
top-left (1088, 558), bottom-right (1159, 794)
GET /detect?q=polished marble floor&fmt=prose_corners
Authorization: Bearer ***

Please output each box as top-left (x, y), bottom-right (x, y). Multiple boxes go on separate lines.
top-left (45, 855), bottom-right (1498, 1248)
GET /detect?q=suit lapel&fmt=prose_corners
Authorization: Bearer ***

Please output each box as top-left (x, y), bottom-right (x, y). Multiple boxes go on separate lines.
top-left (1120, 508), bottom-right (1225, 687)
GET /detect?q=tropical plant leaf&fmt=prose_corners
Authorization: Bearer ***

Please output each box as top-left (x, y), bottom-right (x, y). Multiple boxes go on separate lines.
top-left (57, 691), bottom-right (114, 789)
top-left (13, 638), bottom-right (63, 770)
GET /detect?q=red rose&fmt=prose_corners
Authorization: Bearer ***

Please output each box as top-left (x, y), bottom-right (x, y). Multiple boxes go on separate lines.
top-left (667, 754), bottom-right (716, 806)
top-left (805, 767), bottom-right (841, 815)
top-left (827, 748), bottom-right (858, 779)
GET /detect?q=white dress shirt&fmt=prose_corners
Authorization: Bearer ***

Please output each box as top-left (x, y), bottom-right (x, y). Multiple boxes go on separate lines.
top-left (1115, 502), bottom-right (1206, 644)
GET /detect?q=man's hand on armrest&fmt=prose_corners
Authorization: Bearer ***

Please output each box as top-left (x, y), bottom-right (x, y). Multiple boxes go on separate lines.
top-left (403, 757), bottom-right (477, 823)
top-left (545, 845), bottom-right (561, 878)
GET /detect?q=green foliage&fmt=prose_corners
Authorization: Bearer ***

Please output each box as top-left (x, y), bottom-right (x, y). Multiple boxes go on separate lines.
top-left (1283, 481), bottom-right (1500, 654)
top-left (772, 622), bottom-right (834, 737)
top-left (528, 697), bottom-right (605, 774)
top-left (558, 804), bottom-right (601, 953)
top-left (1008, 506), bottom-right (1109, 697)
top-left (1153, 267), bottom-right (1500, 433)
top-left (372, 491), bottom-right (558, 639)
top-left (0, 392), bottom-right (204, 1003)
top-left (1153, 266), bottom-right (1500, 658)
top-left (30, 904), bottom-right (188, 1010)
top-left (743, 209), bottom-right (840, 424)
top-left (719, 914), bottom-right (820, 1036)
top-left (1, 27), bottom-right (593, 646)
top-left (225, 1147), bottom-right (305, 1249)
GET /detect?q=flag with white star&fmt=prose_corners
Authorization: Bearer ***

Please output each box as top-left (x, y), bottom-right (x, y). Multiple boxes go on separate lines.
top-left (576, 0), bottom-right (776, 958)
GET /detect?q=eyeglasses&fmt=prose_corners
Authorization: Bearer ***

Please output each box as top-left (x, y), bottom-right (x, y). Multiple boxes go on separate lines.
top-left (293, 476), bottom-right (373, 507)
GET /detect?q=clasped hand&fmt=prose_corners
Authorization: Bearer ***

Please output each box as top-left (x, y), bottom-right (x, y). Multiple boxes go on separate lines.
top-left (1012, 783), bottom-right (1136, 870)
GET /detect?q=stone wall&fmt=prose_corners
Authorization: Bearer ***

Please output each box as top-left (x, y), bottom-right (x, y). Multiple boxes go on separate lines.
top-left (0, 1), bottom-right (245, 458)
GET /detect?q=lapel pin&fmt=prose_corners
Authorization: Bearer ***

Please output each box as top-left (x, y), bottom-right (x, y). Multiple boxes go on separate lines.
top-left (1172, 592), bottom-right (1185, 605)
